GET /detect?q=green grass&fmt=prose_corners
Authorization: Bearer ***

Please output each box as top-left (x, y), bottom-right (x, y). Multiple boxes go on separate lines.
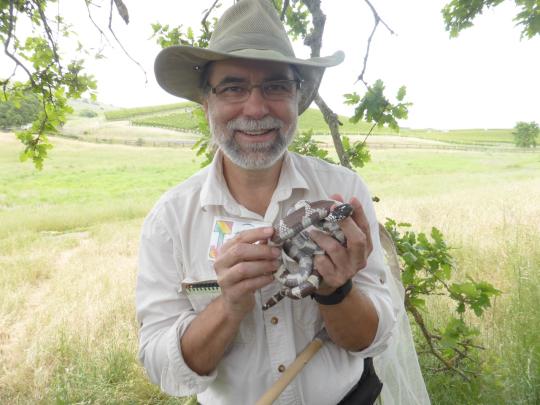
top-left (1, 132), bottom-right (539, 404)
top-left (399, 128), bottom-right (514, 145)
top-left (104, 102), bottom-right (196, 120)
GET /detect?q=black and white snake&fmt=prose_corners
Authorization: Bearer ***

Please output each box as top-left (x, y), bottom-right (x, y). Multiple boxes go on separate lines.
top-left (262, 200), bottom-right (353, 310)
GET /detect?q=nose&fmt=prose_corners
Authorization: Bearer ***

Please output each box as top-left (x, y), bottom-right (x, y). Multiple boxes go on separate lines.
top-left (241, 86), bottom-right (270, 119)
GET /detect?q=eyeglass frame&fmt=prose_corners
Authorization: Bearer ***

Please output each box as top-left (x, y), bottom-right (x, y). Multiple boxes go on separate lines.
top-left (199, 62), bottom-right (304, 100)
top-left (208, 78), bottom-right (303, 103)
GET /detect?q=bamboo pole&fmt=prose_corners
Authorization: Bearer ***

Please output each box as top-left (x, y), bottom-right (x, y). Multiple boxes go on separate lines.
top-left (256, 337), bottom-right (324, 405)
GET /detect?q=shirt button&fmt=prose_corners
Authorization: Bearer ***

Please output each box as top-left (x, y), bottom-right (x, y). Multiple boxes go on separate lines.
top-left (278, 364), bottom-right (286, 373)
top-left (270, 316), bottom-right (279, 325)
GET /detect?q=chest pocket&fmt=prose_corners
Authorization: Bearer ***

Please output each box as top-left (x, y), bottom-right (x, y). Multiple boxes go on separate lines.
top-left (182, 280), bottom-right (221, 312)
top-left (181, 280), bottom-right (254, 345)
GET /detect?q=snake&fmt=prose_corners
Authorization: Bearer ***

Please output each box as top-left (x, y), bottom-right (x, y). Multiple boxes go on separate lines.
top-left (262, 200), bottom-right (353, 310)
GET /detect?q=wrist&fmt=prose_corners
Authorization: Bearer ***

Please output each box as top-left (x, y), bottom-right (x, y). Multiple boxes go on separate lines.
top-left (219, 296), bottom-right (250, 324)
top-left (312, 279), bottom-right (353, 305)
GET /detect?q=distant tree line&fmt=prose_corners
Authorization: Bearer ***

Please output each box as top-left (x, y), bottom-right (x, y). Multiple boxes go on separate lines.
top-left (0, 94), bottom-right (40, 129)
top-left (513, 121), bottom-right (539, 148)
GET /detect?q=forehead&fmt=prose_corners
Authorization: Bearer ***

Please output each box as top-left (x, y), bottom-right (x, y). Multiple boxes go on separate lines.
top-left (207, 59), bottom-right (294, 83)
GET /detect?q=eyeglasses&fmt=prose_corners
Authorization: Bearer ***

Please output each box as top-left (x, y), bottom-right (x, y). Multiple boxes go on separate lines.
top-left (210, 79), bottom-right (302, 103)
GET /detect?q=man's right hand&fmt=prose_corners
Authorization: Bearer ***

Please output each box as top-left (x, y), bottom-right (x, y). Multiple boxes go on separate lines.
top-left (214, 226), bottom-right (280, 320)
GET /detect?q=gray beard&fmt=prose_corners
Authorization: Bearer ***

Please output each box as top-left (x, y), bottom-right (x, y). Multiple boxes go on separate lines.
top-left (209, 115), bottom-right (297, 170)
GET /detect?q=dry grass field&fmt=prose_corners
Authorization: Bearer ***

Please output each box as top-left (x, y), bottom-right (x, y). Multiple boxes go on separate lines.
top-left (1, 132), bottom-right (539, 404)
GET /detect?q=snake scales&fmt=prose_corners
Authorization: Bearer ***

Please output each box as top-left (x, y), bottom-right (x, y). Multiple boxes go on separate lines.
top-left (262, 200), bottom-right (353, 310)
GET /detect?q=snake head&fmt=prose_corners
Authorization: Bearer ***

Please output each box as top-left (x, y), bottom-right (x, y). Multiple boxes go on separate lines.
top-left (327, 203), bottom-right (354, 222)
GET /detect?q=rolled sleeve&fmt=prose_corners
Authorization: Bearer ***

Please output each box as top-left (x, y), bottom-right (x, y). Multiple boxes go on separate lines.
top-left (136, 209), bottom-right (217, 396)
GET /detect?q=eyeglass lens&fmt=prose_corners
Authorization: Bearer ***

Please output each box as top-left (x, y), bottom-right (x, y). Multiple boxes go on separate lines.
top-left (213, 80), bottom-right (298, 101)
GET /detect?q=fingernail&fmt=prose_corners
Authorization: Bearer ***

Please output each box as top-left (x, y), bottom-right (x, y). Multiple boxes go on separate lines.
top-left (264, 227), bottom-right (274, 235)
top-left (271, 247), bottom-right (281, 257)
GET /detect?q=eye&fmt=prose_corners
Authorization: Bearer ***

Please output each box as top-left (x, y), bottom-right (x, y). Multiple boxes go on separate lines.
top-left (217, 84), bottom-right (247, 95)
top-left (264, 81), bottom-right (294, 95)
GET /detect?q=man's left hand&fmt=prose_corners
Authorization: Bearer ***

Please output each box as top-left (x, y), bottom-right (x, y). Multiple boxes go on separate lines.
top-left (309, 194), bottom-right (373, 295)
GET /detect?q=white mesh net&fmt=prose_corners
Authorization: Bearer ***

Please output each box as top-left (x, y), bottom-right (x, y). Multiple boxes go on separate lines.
top-left (375, 225), bottom-right (431, 405)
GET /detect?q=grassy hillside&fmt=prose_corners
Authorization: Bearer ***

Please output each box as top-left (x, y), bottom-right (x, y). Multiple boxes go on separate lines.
top-left (1, 133), bottom-right (539, 404)
top-left (132, 111), bottom-right (199, 131)
top-left (104, 102), bottom-right (196, 121)
top-left (106, 102), bottom-right (515, 145)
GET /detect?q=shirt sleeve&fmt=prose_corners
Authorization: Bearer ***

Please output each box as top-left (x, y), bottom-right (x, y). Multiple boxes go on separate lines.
top-left (347, 176), bottom-right (398, 358)
top-left (136, 207), bottom-right (217, 396)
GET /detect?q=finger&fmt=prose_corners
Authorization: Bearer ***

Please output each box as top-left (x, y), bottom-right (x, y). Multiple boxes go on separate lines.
top-left (235, 226), bottom-right (275, 243)
top-left (309, 229), bottom-right (346, 261)
top-left (348, 197), bottom-right (373, 252)
top-left (216, 242), bottom-right (281, 270)
top-left (218, 259), bottom-right (279, 287)
top-left (226, 273), bottom-right (275, 297)
top-left (314, 255), bottom-right (348, 288)
top-left (339, 216), bottom-right (368, 251)
top-left (220, 226), bottom-right (274, 254)
top-left (311, 226), bottom-right (365, 277)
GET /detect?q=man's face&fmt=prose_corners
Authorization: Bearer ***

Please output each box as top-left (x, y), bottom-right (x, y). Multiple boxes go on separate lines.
top-left (203, 59), bottom-right (299, 170)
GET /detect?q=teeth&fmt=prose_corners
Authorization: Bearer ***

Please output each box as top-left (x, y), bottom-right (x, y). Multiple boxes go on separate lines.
top-left (242, 129), bottom-right (273, 135)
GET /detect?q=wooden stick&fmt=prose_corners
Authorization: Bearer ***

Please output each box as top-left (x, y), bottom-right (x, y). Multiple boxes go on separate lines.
top-left (256, 337), bottom-right (324, 405)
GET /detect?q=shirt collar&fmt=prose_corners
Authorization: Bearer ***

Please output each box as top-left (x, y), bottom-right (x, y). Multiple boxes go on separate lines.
top-left (199, 150), bottom-right (309, 211)
top-left (272, 151), bottom-right (309, 202)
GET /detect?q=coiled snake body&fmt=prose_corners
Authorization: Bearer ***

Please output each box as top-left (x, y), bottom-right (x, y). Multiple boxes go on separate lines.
top-left (262, 200), bottom-right (353, 310)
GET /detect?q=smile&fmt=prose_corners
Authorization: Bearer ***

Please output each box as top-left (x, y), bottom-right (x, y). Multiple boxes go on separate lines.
top-left (236, 128), bottom-right (276, 136)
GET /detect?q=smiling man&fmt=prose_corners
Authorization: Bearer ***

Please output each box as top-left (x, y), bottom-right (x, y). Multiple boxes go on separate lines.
top-left (136, 1), bottom-right (396, 404)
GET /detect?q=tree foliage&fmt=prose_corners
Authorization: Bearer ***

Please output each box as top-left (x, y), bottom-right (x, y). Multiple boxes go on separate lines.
top-left (0, 0), bottom-right (133, 169)
top-left (385, 219), bottom-right (501, 379)
top-left (442, 0), bottom-right (540, 39)
top-left (0, 91), bottom-right (40, 128)
top-left (288, 128), bottom-right (335, 164)
top-left (512, 120), bottom-right (539, 147)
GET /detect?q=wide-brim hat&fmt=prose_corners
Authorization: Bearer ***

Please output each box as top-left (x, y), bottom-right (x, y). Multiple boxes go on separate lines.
top-left (154, 0), bottom-right (344, 115)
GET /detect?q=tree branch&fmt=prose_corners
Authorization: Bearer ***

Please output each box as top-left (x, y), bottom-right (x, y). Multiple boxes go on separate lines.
top-left (406, 297), bottom-right (471, 381)
top-left (301, 0), bottom-right (324, 56)
top-left (360, 123), bottom-right (377, 147)
top-left (4, 0), bottom-right (36, 87)
top-left (33, 0), bottom-right (61, 68)
top-left (85, 0), bottom-right (113, 47)
top-left (201, 0), bottom-right (220, 35)
top-left (357, 0), bottom-right (396, 86)
top-left (280, 0), bottom-right (290, 21)
top-left (108, 0), bottom-right (147, 83)
top-left (314, 94), bottom-right (351, 168)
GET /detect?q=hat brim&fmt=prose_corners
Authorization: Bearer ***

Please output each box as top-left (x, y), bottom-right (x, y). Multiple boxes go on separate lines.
top-left (154, 46), bottom-right (345, 115)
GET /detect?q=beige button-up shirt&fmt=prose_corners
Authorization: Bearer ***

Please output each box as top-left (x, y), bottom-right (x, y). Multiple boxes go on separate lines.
top-left (136, 151), bottom-right (396, 405)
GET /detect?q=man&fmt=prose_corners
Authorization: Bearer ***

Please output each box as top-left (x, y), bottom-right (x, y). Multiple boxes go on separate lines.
top-left (136, 0), bottom-right (396, 404)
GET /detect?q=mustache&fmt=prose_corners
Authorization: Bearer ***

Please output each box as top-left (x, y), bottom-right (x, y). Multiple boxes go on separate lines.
top-left (226, 116), bottom-right (284, 132)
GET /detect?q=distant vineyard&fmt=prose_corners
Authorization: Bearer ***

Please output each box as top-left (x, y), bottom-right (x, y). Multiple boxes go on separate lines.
top-left (132, 112), bottom-right (200, 131)
top-left (104, 102), bottom-right (195, 120)
top-left (108, 102), bottom-right (514, 145)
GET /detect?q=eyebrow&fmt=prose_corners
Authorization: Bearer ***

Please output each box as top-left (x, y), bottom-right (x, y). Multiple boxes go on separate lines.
top-left (215, 72), bottom-right (294, 87)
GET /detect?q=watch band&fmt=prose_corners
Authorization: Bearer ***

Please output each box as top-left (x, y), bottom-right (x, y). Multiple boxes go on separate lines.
top-left (312, 279), bottom-right (353, 305)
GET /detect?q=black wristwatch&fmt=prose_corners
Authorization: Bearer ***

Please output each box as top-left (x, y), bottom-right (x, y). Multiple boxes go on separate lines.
top-left (312, 279), bottom-right (353, 305)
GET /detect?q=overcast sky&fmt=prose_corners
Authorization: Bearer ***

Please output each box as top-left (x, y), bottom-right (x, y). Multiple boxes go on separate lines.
top-left (3, 0), bottom-right (539, 129)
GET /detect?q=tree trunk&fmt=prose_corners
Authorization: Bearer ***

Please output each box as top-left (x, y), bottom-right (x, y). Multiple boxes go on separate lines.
top-left (301, 0), bottom-right (350, 169)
